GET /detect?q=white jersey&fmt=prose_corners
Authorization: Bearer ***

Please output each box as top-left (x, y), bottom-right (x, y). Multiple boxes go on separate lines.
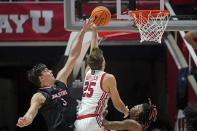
top-left (77, 69), bottom-right (110, 117)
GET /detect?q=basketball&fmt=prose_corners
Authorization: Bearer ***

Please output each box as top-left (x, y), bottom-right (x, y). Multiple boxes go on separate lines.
top-left (91, 6), bottom-right (111, 26)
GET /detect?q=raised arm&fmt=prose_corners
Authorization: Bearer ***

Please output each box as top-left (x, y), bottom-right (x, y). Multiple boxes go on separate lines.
top-left (85, 24), bottom-right (99, 74)
top-left (16, 93), bottom-right (46, 128)
top-left (184, 31), bottom-right (197, 49)
top-left (90, 24), bottom-right (99, 51)
top-left (56, 18), bottom-right (94, 85)
top-left (102, 74), bottom-right (129, 118)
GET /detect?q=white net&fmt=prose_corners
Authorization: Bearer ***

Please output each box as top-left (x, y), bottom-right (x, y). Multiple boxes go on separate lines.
top-left (131, 11), bottom-right (170, 43)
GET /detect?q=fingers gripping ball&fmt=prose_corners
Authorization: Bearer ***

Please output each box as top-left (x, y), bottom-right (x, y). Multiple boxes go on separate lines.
top-left (91, 6), bottom-right (111, 26)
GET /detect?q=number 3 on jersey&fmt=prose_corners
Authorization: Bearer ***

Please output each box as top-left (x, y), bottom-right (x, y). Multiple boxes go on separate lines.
top-left (83, 81), bottom-right (96, 97)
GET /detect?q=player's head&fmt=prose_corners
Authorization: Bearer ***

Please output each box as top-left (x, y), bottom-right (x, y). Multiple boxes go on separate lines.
top-left (87, 48), bottom-right (105, 70)
top-left (27, 63), bottom-right (55, 87)
top-left (183, 104), bottom-right (197, 131)
top-left (129, 99), bottom-right (157, 131)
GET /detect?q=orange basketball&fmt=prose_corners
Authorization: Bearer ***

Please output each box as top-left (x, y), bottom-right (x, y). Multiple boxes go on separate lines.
top-left (91, 6), bottom-right (111, 26)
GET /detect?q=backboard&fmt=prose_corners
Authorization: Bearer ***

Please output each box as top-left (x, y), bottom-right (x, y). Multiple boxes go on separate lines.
top-left (64, 0), bottom-right (197, 31)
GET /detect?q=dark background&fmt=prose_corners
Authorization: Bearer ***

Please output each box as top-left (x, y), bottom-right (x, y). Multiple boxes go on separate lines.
top-left (0, 44), bottom-right (170, 131)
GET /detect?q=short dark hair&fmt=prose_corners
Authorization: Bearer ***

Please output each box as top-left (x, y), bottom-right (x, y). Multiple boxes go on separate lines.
top-left (184, 104), bottom-right (197, 131)
top-left (27, 63), bottom-right (47, 87)
top-left (87, 48), bottom-right (104, 70)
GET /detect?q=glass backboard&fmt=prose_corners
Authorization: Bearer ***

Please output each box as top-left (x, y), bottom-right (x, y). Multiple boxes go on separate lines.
top-left (64, 0), bottom-right (197, 31)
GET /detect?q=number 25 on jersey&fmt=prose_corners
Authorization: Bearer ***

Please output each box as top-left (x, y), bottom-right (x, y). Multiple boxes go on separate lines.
top-left (83, 81), bottom-right (96, 98)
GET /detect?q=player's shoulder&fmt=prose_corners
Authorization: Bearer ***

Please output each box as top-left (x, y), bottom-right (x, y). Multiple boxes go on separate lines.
top-left (33, 92), bottom-right (44, 98)
top-left (32, 92), bottom-right (46, 103)
top-left (103, 73), bottom-right (116, 83)
top-left (104, 73), bottom-right (115, 79)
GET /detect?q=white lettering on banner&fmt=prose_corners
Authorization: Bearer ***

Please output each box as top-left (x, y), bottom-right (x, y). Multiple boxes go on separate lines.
top-left (9, 15), bottom-right (29, 33)
top-left (0, 15), bottom-right (13, 33)
top-left (0, 10), bottom-right (53, 34)
top-left (30, 10), bottom-right (53, 33)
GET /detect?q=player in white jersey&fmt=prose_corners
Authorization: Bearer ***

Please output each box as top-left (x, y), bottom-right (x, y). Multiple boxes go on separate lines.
top-left (74, 25), bottom-right (130, 131)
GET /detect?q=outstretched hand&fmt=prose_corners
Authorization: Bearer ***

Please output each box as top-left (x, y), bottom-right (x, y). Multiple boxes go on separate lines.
top-left (16, 116), bottom-right (32, 128)
top-left (91, 24), bottom-right (97, 31)
top-left (82, 18), bottom-right (94, 32)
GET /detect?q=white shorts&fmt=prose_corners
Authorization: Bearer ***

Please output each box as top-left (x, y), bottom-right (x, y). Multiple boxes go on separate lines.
top-left (74, 115), bottom-right (107, 131)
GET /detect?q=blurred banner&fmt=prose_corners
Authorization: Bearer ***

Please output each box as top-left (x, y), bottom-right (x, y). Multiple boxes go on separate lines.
top-left (0, 4), bottom-right (71, 41)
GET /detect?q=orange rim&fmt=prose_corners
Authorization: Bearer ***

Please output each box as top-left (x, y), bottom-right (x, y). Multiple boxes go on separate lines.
top-left (129, 10), bottom-right (170, 19)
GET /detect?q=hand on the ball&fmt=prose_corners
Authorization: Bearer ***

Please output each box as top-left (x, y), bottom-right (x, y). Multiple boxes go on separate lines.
top-left (91, 24), bottom-right (97, 31)
top-left (82, 18), bottom-right (94, 32)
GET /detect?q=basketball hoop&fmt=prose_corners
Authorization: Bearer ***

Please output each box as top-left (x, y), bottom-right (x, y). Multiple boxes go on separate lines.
top-left (129, 10), bottom-right (170, 43)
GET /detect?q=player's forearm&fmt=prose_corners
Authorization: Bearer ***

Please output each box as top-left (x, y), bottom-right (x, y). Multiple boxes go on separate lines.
top-left (90, 28), bottom-right (99, 52)
top-left (21, 108), bottom-right (38, 126)
top-left (17, 93), bottom-right (45, 127)
top-left (24, 105), bottom-right (39, 123)
top-left (103, 119), bottom-right (142, 131)
top-left (103, 121), bottom-right (124, 130)
top-left (69, 29), bottom-right (86, 59)
top-left (103, 119), bottom-right (115, 130)
top-left (24, 93), bottom-right (44, 124)
top-left (114, 100), bottom-right (129, 116)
